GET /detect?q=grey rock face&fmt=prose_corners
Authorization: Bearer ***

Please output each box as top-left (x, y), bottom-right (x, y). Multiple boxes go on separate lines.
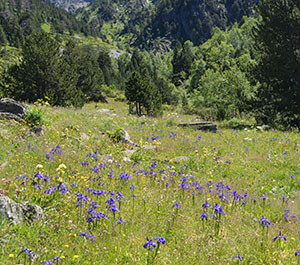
top-left (30, 126), bottom-right (44, 136)
top-left (178, 122), bottom-right (217, 132)
top-left (0, 98), bottom-right (26, 118)
top-left (98, 109), bottom-right (117, 117)
top-left (0, 112), bottom-right (23, 121)
top-left (172, 156), bottom-right (190, 163)
top-left (0, 195), bottom-right (44, 224)
top-left (119, 129), bottom-right (140, 148)
top-left (81, 132), bottom-right (89, 140)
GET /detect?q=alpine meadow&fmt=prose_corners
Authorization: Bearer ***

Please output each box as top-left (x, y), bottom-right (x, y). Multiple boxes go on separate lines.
top-left (0, 0), bottom-right (299, 264)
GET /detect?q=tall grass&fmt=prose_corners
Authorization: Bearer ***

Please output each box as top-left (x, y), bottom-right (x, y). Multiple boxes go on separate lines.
top-left (0, 101), bottom-right (299, 264)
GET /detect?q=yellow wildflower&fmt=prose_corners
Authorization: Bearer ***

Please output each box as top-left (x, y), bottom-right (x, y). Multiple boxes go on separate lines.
top-left (36, 164), bottom-right (43, 170)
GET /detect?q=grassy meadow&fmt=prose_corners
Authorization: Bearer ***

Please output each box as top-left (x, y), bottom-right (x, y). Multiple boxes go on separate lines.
top-left (0, 100), bottom-right (299, 265)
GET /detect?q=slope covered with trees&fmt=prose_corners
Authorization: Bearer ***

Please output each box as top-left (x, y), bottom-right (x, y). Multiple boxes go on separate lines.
top-left (250, 0), bottom-right (300, 128)
top-left (1, 0), bottom-right (300, 128)
top-left (0, 0), bottom-right (101, 47)
top-left (134, 0), bottom-right (259, 49)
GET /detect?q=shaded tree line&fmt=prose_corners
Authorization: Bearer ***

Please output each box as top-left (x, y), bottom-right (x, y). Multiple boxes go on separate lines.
top-left (0, 0), bottom-right (102, 47)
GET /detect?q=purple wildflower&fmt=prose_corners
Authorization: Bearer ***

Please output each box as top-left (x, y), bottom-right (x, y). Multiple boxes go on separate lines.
top-left (79, 230), bottom-right (95, 242)
top-left (18, 248), bottom-right (35, 258)
top-left (143, 237), bottom-right (156, 250)
top-left (258, 216), bottom-right (271, 227)
top-left (260, 195), bottom-right (268, 201)
top-left (202, 201), bottom-right (211, 208)
top-left (116, 217), bottom-right (126, 225)
top-left (232, 254), bottom-right (243, 261)
top-left (154, 234), bottom-right (166, 245)
top-left (200, 211), bottom-right (208, 221)
top-left (172, 203), bottom-right (181, 209)
top-left (43, 261), bottom-right (53, 265)
top-left (214, 203), bottom-right (225, 215)
top-left (273, 232), bottom-right (286, 242)
top-left (53, 256), bottom-right (62, 262)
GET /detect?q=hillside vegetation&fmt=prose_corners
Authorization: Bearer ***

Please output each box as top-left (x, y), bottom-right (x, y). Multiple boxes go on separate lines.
top-left (0, 0), bottom-right (102, 47)
top-left (0, 100), bottom-right (299, 264)
top-left (0, 0), bottom-right (299, 263)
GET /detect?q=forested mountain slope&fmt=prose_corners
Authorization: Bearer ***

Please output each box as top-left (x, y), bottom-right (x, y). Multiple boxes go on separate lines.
top-left (134, 0), bottom-right (259, 49)
top-left (47, 0), bottom-right (92, 12)
top-left (0, 0), bottom-right (101, 47)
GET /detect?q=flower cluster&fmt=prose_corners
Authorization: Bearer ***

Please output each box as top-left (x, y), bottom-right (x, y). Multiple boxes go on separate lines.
top-left (143, 234), bottom-right (166, 250)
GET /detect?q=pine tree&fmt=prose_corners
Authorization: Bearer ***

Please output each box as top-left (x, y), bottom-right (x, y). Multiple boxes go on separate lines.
top-left (251, 0), bottom-right (300, 128)
top-left (0, 25), bottom-right (7, 46)
top-left (125, 71), bottom-right (162, 117)
top-left (5, 32), bottom-right (83, 107)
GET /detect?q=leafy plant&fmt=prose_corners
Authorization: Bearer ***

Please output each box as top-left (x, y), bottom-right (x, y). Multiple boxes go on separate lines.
top-left (24, 108), bottom-right (47, 127)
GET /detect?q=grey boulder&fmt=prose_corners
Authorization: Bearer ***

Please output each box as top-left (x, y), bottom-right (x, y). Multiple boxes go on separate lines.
top-left (0, 98), bottom-right (26, 118)
top-left (0, 195), bottom-right (44, 224)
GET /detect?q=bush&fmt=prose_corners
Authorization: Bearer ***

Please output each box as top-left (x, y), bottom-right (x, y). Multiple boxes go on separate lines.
top-left (24, 108), bottom-right (47, 127)
top-left (220, 118), bottom-right (256, 129)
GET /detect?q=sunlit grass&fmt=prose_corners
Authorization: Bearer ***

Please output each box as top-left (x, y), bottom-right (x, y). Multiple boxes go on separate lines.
top-left (0, 100), bottom-right (299, 264)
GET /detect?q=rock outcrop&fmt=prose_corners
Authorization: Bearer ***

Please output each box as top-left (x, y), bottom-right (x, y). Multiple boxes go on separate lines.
top-left (0, 195), bottom-right (44, 224)
top-left (0, 98), bottom-right (26, 121)
top-left (119, 129), bottom-right (140, 148)
top-left (178, 122), bottom-right (217, 132)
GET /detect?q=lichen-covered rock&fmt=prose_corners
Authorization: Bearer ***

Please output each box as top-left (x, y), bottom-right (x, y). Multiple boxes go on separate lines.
top-left (178, 122), bottom-right (217, 132)
top-left (30, 126), bottom-right (44, 136)
top-left (119, 129), bottom-right (140, 148)
top-left (0, 195), bottom-right (44, 224)
top-left (0, 112), bottom-right (23, 121)
top-left (0, 98), bottom-right (26, 118)
top-left (172, 156), bottom-right (190, 163)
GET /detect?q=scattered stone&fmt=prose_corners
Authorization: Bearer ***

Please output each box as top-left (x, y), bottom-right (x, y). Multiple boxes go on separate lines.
top-left (119, 129), bottom-right (140, 148)
top-left (30, 126), bottom-right (44, 136)
top-left (256, 125), bottom-right (271, 131)
top-left (98, 109), bottom-right (116, 116)
top-left (0, 161), bottom-right (8, 170)
top-left (143, 144), bottom-right (156, 150)
top-left (178, 122), bottom-right (217, 132)
top-left (122, 150), bottom-right (137, 162)
top-left (171, 156), bottom-right (190, 163)
top-left (109, 49), bottom-right (124, 59)
top-left (0, 98), bottom-right (26, 118)
top-left (66, 125), bottom-right (80, 132)
top-left (0, 195), bottom-right (44, 224)
top-left (123, 157), bottom-right (132, 162)
top-left (0, 112), bottom-right (23, 121)
top-left (81, 133), bottom-right (89, 141)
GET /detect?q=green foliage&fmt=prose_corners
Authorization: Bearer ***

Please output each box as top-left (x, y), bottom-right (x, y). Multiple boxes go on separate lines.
top-left (41, 24), bottom-right (51, 33)
top-left (3, 32), bottom-right (84, 107)
top-left (125, 72), bottom-right (162, 117)
top-left (107, 127), bottom-right (124, 142)
top-left (24, 108), bottom-right (47, 127)
top-left (251, 0), bottom-right (300, 129)
top-left (135, 0), bottom-right (258, 49)
top-left (0, 0), bottom-right (101, 47)
top-left (172, 41), bottom-right (194, 86)
top-left (187, 18), bottom-right (258, 120)
top-left (130, 149), bottom-right (145, 163)
top-left (63, 41), bottom-right (106, 103)
top-left (0, 100), bottom-right (299, 264)
top-left (220, 117), bottom-right (256, 129)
